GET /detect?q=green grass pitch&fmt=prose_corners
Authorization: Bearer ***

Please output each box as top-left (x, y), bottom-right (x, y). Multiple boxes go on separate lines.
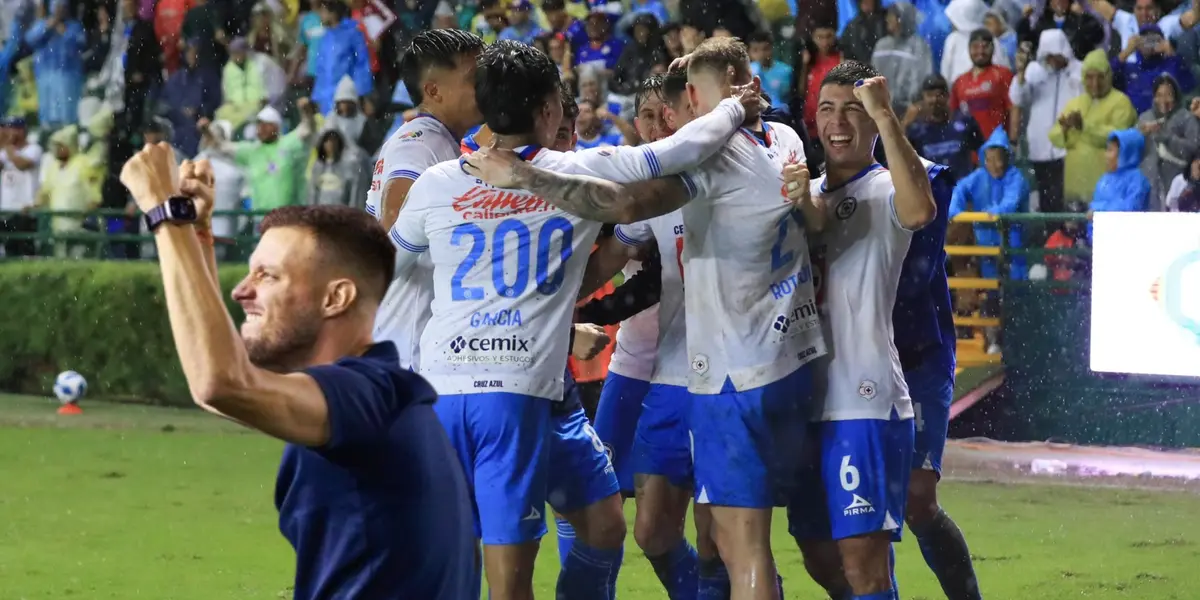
top-left (1, 395), bottom-right (1198, 599)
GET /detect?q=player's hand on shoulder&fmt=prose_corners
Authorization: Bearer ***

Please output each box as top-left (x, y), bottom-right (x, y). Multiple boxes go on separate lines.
top-left (461, 144), bottom-right (523, 189)
top-left (669, 53), bottom-right (691, 72)
top-left (571, 323), bottom-right (611, 360)
top-left (121, 142), bottom-right (180, 212)
top-left (852, 76), bottom-right (895, 122)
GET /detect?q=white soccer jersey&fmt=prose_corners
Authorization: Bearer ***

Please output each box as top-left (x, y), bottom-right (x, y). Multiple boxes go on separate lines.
top-left (808, 164), bottom-right (916, 422)
top-left (368, 115), bottom-right (461, 369)
top-left (389, 144), bottom-right (705, 399)
top-left (677, 122), bottom-right (827, 395)
top-left (604, 260), bottom-right (660, 382)
top-left (614, 211), bottom-right (688, 386)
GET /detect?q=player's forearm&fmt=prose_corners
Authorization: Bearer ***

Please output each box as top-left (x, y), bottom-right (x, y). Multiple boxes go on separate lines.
top-left (579, 236), bottom-right (636, 299)
top-left (876, 111), bottom-right (936, 230)
top-left (796, 199), bottom-right (825, 233)
top-left (508, 161), bottom-right (690, 223)
top-left (154, 224), bottom-right (256, 408)
top-left (645, 98), bottom-right (744, 174)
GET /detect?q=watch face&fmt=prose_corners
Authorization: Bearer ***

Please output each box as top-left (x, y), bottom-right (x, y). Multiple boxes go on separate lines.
top-left (168, 196), bottom-right (198, 221)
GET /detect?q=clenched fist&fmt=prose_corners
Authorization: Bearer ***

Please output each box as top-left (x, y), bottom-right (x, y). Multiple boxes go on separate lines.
top-left (852, 76), bottom-right (895, 122)
top-left (120, 143), bottom-right (180, 213)
top-left (180, 159), bottom-right (216, 230)
top-left (782, 162), bottom-right (812, 206)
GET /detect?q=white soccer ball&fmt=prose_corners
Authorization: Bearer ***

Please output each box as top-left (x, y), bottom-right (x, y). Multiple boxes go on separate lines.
top-left (53, 371), bottom-right (88, 404)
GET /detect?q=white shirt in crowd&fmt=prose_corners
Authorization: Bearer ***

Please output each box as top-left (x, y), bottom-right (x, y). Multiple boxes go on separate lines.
top-left (1010, 29), bottom-right (1083, 164)
top-left (0, 142), bottom-right (43, 212)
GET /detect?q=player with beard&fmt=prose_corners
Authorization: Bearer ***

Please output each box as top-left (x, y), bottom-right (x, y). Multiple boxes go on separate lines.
top-left (118, 150), bottom-right (475, 599)
top-left (368, 29), bottom-right (484, 371)
top-left (464, 37), bottom-right (826, 600)
top-left (783, 61), bottom-right (937, 600)
top-left (392, 41), bottom-right (754, 600)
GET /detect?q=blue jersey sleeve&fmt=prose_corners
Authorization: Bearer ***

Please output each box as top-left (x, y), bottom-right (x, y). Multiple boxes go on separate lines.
top-left (305, 350), bottom-right (437, 451)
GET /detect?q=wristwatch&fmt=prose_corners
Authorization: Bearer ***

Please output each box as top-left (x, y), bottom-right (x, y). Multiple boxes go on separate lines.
top-left (144, 195), bottom-right (199, 231)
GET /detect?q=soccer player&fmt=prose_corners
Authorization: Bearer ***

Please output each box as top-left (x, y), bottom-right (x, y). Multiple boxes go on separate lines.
top-left (392, 40), bottom-right (754, 599)
top-left (895, 159), bottom-right (984, 598)
top-left (119, 150), bottom-right (476, 599)
top-left (783, 61), bottom-right (937, 600)
top-left (464, 37), bottom-right (827, 600)
top-left (367, 29), bottom-right (484, 370)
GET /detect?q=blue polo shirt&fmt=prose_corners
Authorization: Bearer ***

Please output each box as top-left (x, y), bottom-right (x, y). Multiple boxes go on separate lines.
top-left (276, 342), bottom-right (476, 600)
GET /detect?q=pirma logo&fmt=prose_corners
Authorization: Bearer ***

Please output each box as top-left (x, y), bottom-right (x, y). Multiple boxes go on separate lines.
top-left (450, 336), bottom-right (467, 353)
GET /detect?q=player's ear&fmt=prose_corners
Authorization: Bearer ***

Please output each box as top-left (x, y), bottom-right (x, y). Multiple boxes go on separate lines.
top-left (323, 278), bottom-right (358, 318)
top-left (422, 80), bottom-right (439, 105)
top-left (686, 82), bottom-right (698, 112)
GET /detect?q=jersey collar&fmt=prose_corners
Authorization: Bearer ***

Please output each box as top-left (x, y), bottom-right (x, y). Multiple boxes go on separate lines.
top-left (737, 121), bottom-right (773, 147)
top-left (409, 111), bottom-right (457, 145)
top-left (820, 162), bottom-right (885, 194)
top-left (458, 143), bottom-right (543, 175)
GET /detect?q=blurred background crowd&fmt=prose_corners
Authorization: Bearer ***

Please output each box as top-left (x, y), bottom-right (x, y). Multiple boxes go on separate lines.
top-left (1, 0), bottom-right (1200, 348)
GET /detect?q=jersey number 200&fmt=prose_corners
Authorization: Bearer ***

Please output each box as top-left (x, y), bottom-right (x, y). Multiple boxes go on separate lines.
top-left (450, 217), bottom-right (575, 301)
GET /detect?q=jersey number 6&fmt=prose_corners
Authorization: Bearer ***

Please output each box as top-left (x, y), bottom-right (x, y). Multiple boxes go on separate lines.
top-left (450, 217), bottom-right (575, 301)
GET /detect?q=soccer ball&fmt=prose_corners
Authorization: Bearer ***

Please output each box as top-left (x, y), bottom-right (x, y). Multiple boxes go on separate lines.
top-left (53, 371), bottom-right (87, 404)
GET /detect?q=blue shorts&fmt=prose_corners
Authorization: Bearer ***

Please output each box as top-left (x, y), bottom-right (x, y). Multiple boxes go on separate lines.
top-left (631, 383), bottom-right (693, 488)
top-left (593, 372), bottom-right (650, 494)
top-left (690, 366), bottom-right (813, 509)
top-left (788, 417), bottom-right (915, 542)
top-left (548, 406), bottom-right (621, 514)
top-left (434, 392), bottom-right (551, 545)
top-left (905, 355), bottom-right (955, 476)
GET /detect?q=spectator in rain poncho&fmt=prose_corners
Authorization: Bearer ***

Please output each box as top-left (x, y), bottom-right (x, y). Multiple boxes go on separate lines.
top-left (0, 14), bottom-right (23, 117)
top-left (311, 0), bottom-right (373, 115)
top-left (162, 39), bottom-right (222, 157)
top-left (1010, 28), bottom-right (1082, 213)
top-left (200, 101), bottom-right (317, 212)
top-left (984, 10), bottom-right (1019, 66)
top-left (323, 76), bottom-right (367, 156)
top-left (840, 0), bottom-right (888, 64)
top-left (942, 0), bottom-right (1012, 84)
top-left (24, 0), bottom-right (86, 128)
top-left (35, 126), bottom-right (102, 258)
top-left (216, 38), bottom-right (268, 131)
top-left (872, 1), bottom-right (933, 116)
top-left (307, 128), bottom-right (365, 208)
top-left (610, 13), bottom-right (667, 95)
top-left (1049, 49), bottom-right (1137, 204)
top-left (1089, 128), bottom-right (1150, 241)
top-left (1164, 151), bottom-right (1200, 212)
top-left (1016, 0), bottom-right (1107, 61)
top-left (1154, 96), bottom-right (1200, 208)
top-left (950, 127), bottom-right (1031, 280)
top-left (1136, 73), bottom-right (1184, 211)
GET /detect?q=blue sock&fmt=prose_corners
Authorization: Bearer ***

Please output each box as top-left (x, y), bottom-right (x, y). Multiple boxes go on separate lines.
top-left (697, 557), bottom-right (730, 600)
top-left (556, 542), bottom-right (623, 600)
top-left (850, 593), bottom-right (893, 600)
top-left (646, 539), bottom-right (699, 600)
top-left (555, 517), bottom-right (576, 567)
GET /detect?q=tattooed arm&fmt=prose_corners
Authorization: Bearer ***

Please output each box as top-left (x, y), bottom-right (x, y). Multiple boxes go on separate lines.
top-left (469, 153), bottom-right (696, 224)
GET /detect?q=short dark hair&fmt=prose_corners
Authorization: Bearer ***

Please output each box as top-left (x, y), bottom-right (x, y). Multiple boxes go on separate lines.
top-left (662, 68), bottom-right (689, 104)
top-left (746, 30), bottom-right (773, 45)
top-left (560, 81), bottom-right (578, 121)
top-left (400, 29), bottom-right (485, 105)
top-left (259, 206), bottom-right (395, 303)
top-left (820, 60), bottom-right (880, 88)
top-left (319, 0), bottom-right (349, 19)
top-left (542, 0), bottom-right (565, 10)
top-left (476, 40), bottom-right (561, 135)
top-left (687, 36), bottom-right (751, 81)
top-left (635, 74), bottom-right (665, 113)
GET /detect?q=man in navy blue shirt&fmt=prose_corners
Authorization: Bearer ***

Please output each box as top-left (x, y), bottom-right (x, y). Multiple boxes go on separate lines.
top-left (905, 75), bottom-right (985, 182)
top-left (118, 148), bottom-right (476, 600)
top-left (893, 162), bottom-right (984, 600)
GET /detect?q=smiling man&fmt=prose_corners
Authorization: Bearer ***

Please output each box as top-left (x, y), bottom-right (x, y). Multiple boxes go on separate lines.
top-left (118, 147), bottom-right (477, 600)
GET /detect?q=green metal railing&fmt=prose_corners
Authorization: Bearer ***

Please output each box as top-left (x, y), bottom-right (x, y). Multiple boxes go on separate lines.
top-left (0, 209), bottom-right (275, 261)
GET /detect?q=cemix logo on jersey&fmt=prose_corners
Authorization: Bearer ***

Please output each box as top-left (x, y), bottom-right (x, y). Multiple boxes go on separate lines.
top-left (453, 186), bottom-right (559, 220)
top-left (447, 334), bottom-right (534, 366)
top-left (772, 299), bottom-right (820, 336)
